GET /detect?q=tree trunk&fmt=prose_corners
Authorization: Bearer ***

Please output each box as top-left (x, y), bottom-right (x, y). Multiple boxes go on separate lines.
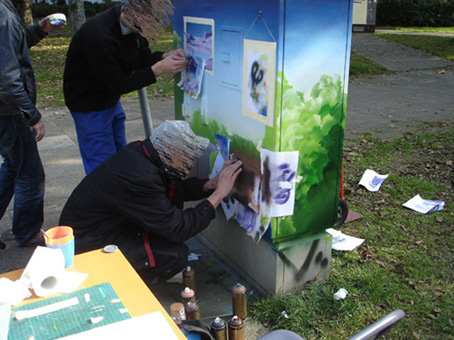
top-left (15, 0), bottom-right (33, 27)
top-left (68, 0), bottom-right (86, 36)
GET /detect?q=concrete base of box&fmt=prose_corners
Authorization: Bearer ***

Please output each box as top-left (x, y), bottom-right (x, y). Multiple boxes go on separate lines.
top-left (197, 211), bottom-right (332, 295)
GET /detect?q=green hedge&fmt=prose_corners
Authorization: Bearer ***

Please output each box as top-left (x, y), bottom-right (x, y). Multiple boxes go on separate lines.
top-left (377, 0), bottom-right (454, 27)
top-left (32, 1), bottom-right (118, 19)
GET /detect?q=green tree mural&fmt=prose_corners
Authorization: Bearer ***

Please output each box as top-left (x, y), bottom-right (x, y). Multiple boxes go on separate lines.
top-left (187, 72), bottom-right (345, 245)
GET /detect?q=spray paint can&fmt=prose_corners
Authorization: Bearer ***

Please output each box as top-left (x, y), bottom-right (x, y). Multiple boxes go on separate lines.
top-left (231, 283), bottom-right (247, 320)
top-left (185, 300), bottom-right (200, 320)
top-left (180, 287), bottom-right (196, 304)
top-left (210, 317), bottom-right (227, 340)
top-left (183, 265), bottom-right (196, 292)
top-left (228, 315), bottom-right (244, 340)
top-left (169, 302), bottom-right (186, 327)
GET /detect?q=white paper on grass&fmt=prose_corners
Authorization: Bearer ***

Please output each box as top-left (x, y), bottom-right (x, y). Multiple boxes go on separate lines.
top-left (403, 194), bottom-right (445, 213)
top-left (260, 149), bottom-right (299, 217)
top-left (326, 228), bottom-right (365, 251)
top-left (358, 169), bottom-right (389, 192)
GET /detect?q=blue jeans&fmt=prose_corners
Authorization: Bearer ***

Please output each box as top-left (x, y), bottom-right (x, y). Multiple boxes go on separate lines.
top-left (0, 117), bottom-right (45, 246)
top-left (70, 101), bottom-right (127, 175)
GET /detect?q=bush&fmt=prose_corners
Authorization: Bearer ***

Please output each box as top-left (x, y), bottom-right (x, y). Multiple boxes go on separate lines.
top-left (377, 0), bottom-right (454, 27)
top-left (32, 1), bottom-right (119, 19)
top-left (32, 2), bottom-right (68, 18)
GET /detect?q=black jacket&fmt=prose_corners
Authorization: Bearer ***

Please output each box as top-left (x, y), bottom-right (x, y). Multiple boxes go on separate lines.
top-left (0, 0), bottom-right (47, 125)
top-left (59, 138), bottom-right (215, 255)
top-left (63, 4), bottom-right (164, 112)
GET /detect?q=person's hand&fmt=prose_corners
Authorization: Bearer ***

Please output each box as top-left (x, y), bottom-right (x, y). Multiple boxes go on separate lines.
top-left (206, 159), bottom-right (238, 191)
top-left (207, 160), bottom-right (242, 208)
top-left (39, 14), bottom-right (66, 33)
top-left (152, 54), bottom-right (187, 76)
top-left (162, 48), bottom-right (185, 59)
top-left (30, 120), bottom-right (45, 142)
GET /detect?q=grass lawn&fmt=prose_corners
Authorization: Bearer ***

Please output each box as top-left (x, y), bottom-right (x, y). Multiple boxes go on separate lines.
top-left (31, 32), bottom-right (175, 108)
top-left (377, 26), bottom-right (454, 34)
top-left (250, 123), bottom-right (454, 339)
top-left (377, 34), bottom-right (454, 61)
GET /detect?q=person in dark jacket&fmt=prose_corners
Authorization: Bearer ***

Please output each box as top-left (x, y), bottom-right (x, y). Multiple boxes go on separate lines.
top-left (0, 0), bottom-right (65, 246)
top-left (63, 0), bottom-right (186, 175)
top-left (59, 121), bottom-right (242, 285)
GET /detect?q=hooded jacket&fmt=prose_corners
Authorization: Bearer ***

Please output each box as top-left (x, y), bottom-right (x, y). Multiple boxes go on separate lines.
top-left (59, 138), bottom-right (215, 262)
top-left (0, 0), bottom-right (47, 126)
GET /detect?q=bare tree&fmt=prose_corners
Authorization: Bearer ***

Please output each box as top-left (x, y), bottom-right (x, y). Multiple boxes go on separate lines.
top-left (15, 0), bottom-right (33, 26)
top-left (68, 0), bottom-right (86, 35)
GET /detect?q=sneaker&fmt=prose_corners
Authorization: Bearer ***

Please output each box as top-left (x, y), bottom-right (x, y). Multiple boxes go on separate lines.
top-left (19, 231), bottom-right (45, 248)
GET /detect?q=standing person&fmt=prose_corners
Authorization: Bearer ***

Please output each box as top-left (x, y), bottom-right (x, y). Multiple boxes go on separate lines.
top-left (0, 0), bottom-right (65, 247)
top-left (59, 121), bottom-right (242, 285)
top-left (63, 0), bottom-right (187, 175)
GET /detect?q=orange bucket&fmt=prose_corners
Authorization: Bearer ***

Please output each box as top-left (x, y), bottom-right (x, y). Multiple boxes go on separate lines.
top-left (45, 226), bottom-right (73, 246)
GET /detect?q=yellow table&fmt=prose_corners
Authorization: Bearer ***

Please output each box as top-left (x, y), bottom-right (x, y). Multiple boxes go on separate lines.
top-left (1, 249), bottom-right (186, 339)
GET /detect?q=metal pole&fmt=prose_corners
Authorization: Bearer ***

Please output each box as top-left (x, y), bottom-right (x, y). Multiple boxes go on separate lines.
top-left (138, 87), bottom-right (153, 138)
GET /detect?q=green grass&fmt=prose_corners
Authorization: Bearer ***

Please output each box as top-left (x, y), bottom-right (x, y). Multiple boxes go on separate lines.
top-left (377, 26), bottom-right (454, 34)
top-left (250, 124), bottom-right (454, 339)
top-left (30, 31), bottom-right (175, 108)
top-left (349, 51), bottom-right (387, 76)
top-left (377, 34), bottom-right (454, 61)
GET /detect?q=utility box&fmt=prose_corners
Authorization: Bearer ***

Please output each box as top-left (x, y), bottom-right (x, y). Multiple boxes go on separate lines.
top-left (353, 0), bottom-right (377, 32)
top-left (173, 0), bottom-right (353, 294)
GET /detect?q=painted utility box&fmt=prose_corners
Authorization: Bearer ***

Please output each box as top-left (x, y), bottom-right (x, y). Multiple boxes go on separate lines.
top-left (173, 0), bottom-right (353, 294)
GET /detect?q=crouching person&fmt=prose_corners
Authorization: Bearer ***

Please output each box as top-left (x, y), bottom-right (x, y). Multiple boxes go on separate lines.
top-left (59, 121), bottom-right (242, 285)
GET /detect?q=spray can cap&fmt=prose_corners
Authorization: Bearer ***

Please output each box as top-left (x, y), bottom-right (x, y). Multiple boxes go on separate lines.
top-left (232, 283), bottom-right (246, 294)
top-left (181, 287), bottom-right (194, 298)
top-left (210, 317), bottom-right (226, 329)
top-left (229, 315), bottom-right (243, 328)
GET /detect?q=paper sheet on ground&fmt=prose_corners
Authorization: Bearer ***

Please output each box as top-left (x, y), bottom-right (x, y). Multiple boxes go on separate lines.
top-left (403, 194), bottom-right (445, 213)
top-left (358, 169), bottom-right (389, 192)
top-left (326, 228), bottom-right (365, 251)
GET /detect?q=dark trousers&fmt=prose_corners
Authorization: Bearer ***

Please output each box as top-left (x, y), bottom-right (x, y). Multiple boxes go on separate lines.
top-left (0, 117), bottom-right (45, 246)
top-left (118, 232), bottom-right (189, 287)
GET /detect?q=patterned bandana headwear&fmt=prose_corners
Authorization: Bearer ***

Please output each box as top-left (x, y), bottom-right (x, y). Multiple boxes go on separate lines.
top-left (150, 121), bottom-right (209, 180)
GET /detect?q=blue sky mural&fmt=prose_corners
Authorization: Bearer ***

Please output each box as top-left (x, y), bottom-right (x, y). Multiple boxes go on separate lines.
top-left (174, 0), bottom-right (352, 144)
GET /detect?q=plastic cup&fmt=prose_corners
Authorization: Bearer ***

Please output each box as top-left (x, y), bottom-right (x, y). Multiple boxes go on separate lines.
top-left (44, 226), bottom-right (74, 268)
